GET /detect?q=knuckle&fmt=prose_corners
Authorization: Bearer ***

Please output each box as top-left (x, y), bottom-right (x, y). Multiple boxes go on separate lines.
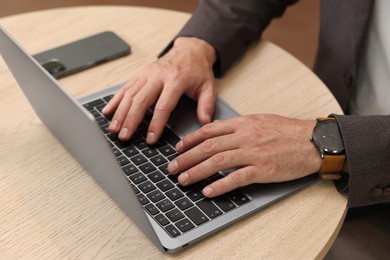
top-left (201, 139), bottom-right (216, 155)
top-left (230, 170), bottom-right (253, 186)
top-left (200, 123), bottom-right (215, 137)
top-left (154, 101), bottom-right (171, 114)
top-left (168, 68), bottom-right (182, 80)
top-left (211, 153), bottom-right (226, 167)
top-left (124, 88), bottom-right (137, 99)
top-left (177, 152), bottom-right (191, 166)
top-left (133, 92), bottom-right (147, 105)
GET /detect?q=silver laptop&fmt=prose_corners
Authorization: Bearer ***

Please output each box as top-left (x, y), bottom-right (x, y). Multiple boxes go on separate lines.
top-left (0, 26), bottom-right (316, 253)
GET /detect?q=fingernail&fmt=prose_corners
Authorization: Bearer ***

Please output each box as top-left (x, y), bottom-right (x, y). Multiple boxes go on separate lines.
top-left (168, 160), bottom-right (178, 174)
top-left (119, 127), bottom-right (129, 139)
top-left (176, 141), bottom-right (183, 153)
top-left (147, 132), bottom-right (155, 144)
top-left (109, 120), bottom-right (119, 131)
top-left (102, 105), bottom-right (108, 114)
top-left (178, 172), bottom-right (188, 185)
top-left (203, 186), bottom-right (214, 197)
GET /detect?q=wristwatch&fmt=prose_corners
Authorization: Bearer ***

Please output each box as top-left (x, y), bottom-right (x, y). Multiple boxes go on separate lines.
top-left (311, 117), bottom-right (346, 180)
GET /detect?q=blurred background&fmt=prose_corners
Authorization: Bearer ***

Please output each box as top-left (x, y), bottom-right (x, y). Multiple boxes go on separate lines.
top-left (1, 1), bottom-right (389, 259)
top-left (0, 0), bottom-right (319, 68)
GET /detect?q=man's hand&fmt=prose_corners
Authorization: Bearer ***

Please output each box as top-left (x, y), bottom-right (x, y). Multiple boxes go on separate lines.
top-left (102, 37), bottom-right (217, 144)
top-left (168, 114), bottom-right (322, 197)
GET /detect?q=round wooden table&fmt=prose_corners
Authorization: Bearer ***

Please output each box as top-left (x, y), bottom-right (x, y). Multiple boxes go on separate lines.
top-left (0, 6), bottom-right (346, 259)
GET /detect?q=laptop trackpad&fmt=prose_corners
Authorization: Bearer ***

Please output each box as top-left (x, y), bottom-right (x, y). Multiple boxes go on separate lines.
top-left (168, 95), bottom-right (240, 138)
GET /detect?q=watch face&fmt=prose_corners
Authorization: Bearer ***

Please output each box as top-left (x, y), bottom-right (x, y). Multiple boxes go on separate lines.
top-left (312, 119), bottom-right (345, 154)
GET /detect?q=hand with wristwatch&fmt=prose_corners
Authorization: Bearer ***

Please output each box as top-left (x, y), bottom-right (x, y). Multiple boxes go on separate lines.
top-left (311, 117), bottom-right (346, 180)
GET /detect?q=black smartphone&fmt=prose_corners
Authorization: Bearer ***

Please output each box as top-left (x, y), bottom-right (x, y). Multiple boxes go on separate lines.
top-left (33, 31), bottom-right (131, 79)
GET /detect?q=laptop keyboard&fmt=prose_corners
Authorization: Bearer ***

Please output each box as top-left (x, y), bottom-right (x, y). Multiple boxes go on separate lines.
top-left (83, 95), bottom-right (251, 237)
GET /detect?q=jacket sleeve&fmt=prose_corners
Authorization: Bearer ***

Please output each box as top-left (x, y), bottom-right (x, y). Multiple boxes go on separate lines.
top-left (334, 114), bottom-right (390, 207)
top-left (159, 0), bottom-right (298, 77)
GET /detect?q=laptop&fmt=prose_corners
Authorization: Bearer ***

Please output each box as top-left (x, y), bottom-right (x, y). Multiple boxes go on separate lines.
top-left (0, 26), bottom-right (316, 253)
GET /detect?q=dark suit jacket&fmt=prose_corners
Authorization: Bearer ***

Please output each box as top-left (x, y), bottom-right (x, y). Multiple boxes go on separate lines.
top-left (162, 0), bottom-right (390, 207)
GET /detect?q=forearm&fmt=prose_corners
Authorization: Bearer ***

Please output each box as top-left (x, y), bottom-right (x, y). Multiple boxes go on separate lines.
top-left (334, 114), bottom-right (390, 207)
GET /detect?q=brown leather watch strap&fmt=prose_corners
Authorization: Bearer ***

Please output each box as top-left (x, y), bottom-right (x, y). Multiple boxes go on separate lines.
top-left (319, 154), bottom-right (346, 180)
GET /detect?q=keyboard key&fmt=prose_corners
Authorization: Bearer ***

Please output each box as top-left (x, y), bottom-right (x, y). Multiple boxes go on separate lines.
top-left (208, 173), bottom-right (224, 183)
top-left (137, 121), bottom-right (149, 137)
top-left (175, 197), bottom-right (194, 210)
top-left (229, 191), bottom-right (251, 206)
top-left (177, 184), bottom-right (192, 193)
top-left (147, 190), bottom-right (165, 203)
top-left (144, 109), bottom-right (153, 123)
top-left (150, 155), bottom-right (167, 166)
top-left (95, 103), bottom-right (106, 113)
top-left (130, 154), bottom-right (148, 165)
top-left (139, 162), bottom-right (156, 174)
top-left (112, 147), bottom-right (122, 157)
top-left (162, 128), bottom-right (180, 146)
top-left (122, 164), bottom-right (138, 176)
top-left (185, 207), bottom-right (209, 225)
top-left (95, 116), bottom-right (109, 126)
top-left (213, 197), bottom-right (236, 212)
top-left (129, 172), bottom-right (147, 184)
top-left (114, 139), bottom-right (132, 149)
top-left (158, 163), bottom-right (169, 175)
top-left (145, 203), bottom-right (159, 215)
top-left (168, 174), bottom-right (179, 184)
top-left (138, 181), bottom-right (156, 194)
top-left (196, 179), bottom-right (211, 190)
top-left (117, 155), bottom-right (130, 167)
top-left (165, 224), bottom-right (180, 237)
top-left (100, 123), bottom-right (110, 134)
top-left (196, 199), bottom-right (222, 219)
top-left (103, 94), bottom-right (114, 103)
top-left (107, 133), bottom-right (118, 142)
top-left (134, 139), bottom-right (148, 150)
top-left (175, 218), bottom-right (195, 233)
top-left (142, 147), bottom-right (159, 158)
top-left (165, 208), bottom-right (185, 222)
top-left (158, 144), bottom-right (176, 157)
top-left (122, 145), bottom-right (139, 157)
top-left (130, 184), bottom-right (140, 194)
top-left (84, 99), bottom-right (104, 110)
top-left (166, 188), bottom-right (184, 201)
top-left (90, 109), bottom-right (101, 118)
top-left (187, 189), bottom-right (205, 202)
top-left (148, 170), bottom-right (165, 183)
top-left (156, 179), bottom-right (174, 192)
top-left (156, 199), bottom-right (175, 212)
top-left (137, 194), bottom-right (150, 205)
top-left (167, 153), bottom-right (179, 162)
top-left (155, 214), bottom-right (170, 226)
top-left (152, 139), bottom-right (167, 149)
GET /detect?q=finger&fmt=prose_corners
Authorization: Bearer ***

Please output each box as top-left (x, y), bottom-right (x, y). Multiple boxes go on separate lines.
top-left (177, 149), bottom-right (245, 186)
top-left (196, 82), bottom-right (217, 125)
top-left (176, 120), bottom-right (234, 153)
top-left (146, 85), bottom-right (183, 144)
top-left (102, 78), bottom-right (137, 115)
top-left (168, 134), bottom-right (237, 175)
top-left (108, 79), bottom-right (145, 133)
top-left (119, 80), bottom-right (163, 140)
top-left (202, 166), bottom-right (258, 197)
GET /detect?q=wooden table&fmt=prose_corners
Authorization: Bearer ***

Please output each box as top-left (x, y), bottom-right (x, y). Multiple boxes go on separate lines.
top-left (0, 6), bottom-right (346, 259)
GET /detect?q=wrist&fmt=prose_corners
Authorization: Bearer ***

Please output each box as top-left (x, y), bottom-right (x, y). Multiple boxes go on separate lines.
top-left (311, 117), bottom-right (346, 180)
top-left (172, 37), bottom-right (217, 66)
